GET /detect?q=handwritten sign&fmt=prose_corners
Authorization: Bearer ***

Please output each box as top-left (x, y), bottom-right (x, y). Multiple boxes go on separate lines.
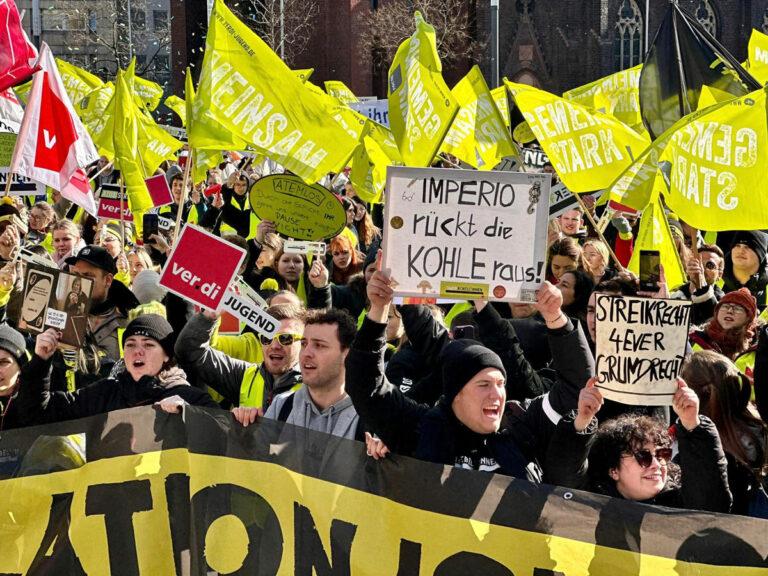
top-left (159, 225), bottom-right (246, 311)
top-left (548, 182), bottom-right (604, 218)
top-left (249, 174), bottom-right (346, 241)
top-left (383, 167), bottom-right (550, 302)
top-left (594, 295), bottom-right (692, 406)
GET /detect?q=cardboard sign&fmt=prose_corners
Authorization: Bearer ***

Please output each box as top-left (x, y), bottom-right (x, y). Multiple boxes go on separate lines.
top-left (249, 174), bottom-right (346, 241)
top-left (349, 99), bottom-right (390, 127)
top-left (0, 132), bottom-right (16, 167)
top-left (159, 225), bottom-right (246, 311)
top-left (383, 167), bottom-right (550, 302)
top-left (0, 168), bottom-right (45, 196)
top-left (19, 264), bottom-right (93, 348)
top-left (146, 174), bottom-right (173, 208)
top-left (594, 295), bottom-right (692, 406)
top-left (97, 183), bottom-right (133, 221)
top-left (219, 291), bottom-right (278, 338)
top-left (283, 240), bottom-right (326, 257)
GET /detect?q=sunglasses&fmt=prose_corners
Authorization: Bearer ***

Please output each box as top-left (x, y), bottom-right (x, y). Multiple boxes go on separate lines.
top-left (258, 332), bottom-right (303, 347)
top-left (624, 447), bottom-right (673, 468)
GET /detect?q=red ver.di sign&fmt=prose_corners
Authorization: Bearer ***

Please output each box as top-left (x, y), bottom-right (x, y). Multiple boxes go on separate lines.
top-left (159, 225), bottom-right (246, 310)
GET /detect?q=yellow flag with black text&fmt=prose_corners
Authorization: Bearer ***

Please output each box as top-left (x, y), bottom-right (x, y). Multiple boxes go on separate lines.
top-left (659, 87), bottom-right (768, 231)
top-left (387, 12), bottom-right (458, 166)
top-left (506, 81), bottom-right (649, 192)
top-left (325, 80), bottom-right (358, 104)
top-left (197, 0), bottom-right (357, 183)
top-left (628, 194), bottom-right (686, 290)
top-left (440, 66), bottom-right (516, 170)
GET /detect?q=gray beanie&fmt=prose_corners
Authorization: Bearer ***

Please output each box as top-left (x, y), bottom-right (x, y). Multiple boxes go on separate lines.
top-left (0, 324), bottom-right (28, 367)
top-left (131, 270), bottom-right (168, 304)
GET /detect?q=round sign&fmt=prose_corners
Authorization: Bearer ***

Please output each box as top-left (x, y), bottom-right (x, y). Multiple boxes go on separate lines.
top-left (512, 121), bottom-right (536, 145)
top-left (249, 175), bottom-right (347, 241)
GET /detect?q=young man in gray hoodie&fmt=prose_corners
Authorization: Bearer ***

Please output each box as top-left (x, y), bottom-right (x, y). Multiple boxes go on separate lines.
top-left (232, 308), bottom-right (362, 440)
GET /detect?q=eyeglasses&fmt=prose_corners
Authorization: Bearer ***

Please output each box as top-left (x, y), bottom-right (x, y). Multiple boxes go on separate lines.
top-left (623, 447), bottom-right (673, 468)
top-left (720, 303), bottom-right (746, 315)
top-left (703, 261), bottom-right (719, 270)
top-left (258, 332), bottom-right (303, 347)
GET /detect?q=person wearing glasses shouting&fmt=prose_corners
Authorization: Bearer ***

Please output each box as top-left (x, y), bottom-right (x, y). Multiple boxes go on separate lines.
top-left (546, 377), bottom-right (731, 512)
top-left (174, 303), bottom-right (305, 413)
top-left (674, 243), bottom-right (725, 325)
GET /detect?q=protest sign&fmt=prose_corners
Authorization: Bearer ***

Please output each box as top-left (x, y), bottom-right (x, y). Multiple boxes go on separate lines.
top-left (19, 264), bottom-right (93, 348)
top-left (594, 295), bottom-right (692, 405)
top-left (283, 240), bottom-right (326, 257)
top-left (0, 168), bottom-right (44, 195)
top-left (349, 99), bottom-right (390, 128)
top-left (0, 132), bottom-right (15, 166)
top-left (97, 183), bottom-right (133, 221)
top-left (145, 173), bottom-right (173, 208)
top-left (522, 147), bottom-right (549, 169)
top-left (159, 225), bottom-right (245, 311)
top-left (548, 182), bottom-right (604, 218)
top-left (219, 290), bottom-right (278, 338)
top-left (249, 174), bottom-right (346, 241)
top-left (383, 167), bottom-right (550, 302)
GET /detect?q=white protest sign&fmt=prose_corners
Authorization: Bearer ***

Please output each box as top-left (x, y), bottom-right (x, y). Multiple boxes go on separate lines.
top-left (383, 167), bottom-right (550, 302)
top-left (219, 291), bottom-right (278, 338)
top-left (284, 240), bottom-right (326, 257)
top-left (0, 168), bottom-right (45, 196)
top-left (349, 99), bottom-right (390, 128)
top-left (594, 295), bottom-right (692, 406)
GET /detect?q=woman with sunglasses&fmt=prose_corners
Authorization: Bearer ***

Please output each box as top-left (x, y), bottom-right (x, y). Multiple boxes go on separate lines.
top-left (689, 289), bottom-right (760, 393)
top-left (548, 377), bottom-right (731, 512)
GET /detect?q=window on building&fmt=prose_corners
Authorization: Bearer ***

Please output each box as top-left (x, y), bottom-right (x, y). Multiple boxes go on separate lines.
top-left (153, 10), bottom-right (168, 31)
top-left (154, 55), bottom-right (170, 72)
top-left (695, 0), bottom-right (717, 37)
top-left (132, 8), bottom-right (146, 30)
top-left (613, 0), bottom-right (644, 71)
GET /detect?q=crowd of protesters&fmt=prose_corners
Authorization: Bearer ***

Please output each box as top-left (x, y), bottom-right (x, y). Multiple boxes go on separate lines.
top-left (0, 151), bottom-right (765, 520)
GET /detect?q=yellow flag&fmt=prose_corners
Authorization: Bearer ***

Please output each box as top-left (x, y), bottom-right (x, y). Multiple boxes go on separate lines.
top-left (491, 86), bottom-right (510, 128)
top-left (294, 69), bottom-right (314, 83)
top-left (697, 85), bottom-right (736, 110)
top-left (747, 28), bottom-right (768, 85)
top-left (350, 121), bottom-right (401, 203)
top-left (628, 196), bottom-right (686, 290)
top-left (440, 66), bottom-right (517, 170)
top-left (505, 80), bottom-right (649, 192)
top-left (660, 87), bottom-right (768, 231)
top-left (165, 95), bottom-right (186, 126)
top-left (324, 80), bottom-right (358, 104)
top-left (184, 71), bottom-right (224, 185)
top-left (56, 58), bottom-right (104, 106)
top-left (133, 74), bottom-right (164, 111)
top-left (197, 0), bottom-right (357, 183)
top-left (563, 64), bottom-right (643, 132)
top-left (387, 12), bottom-right (458, 166)
top-left (112, 63), bottom-right (153, 217)
top-left (78, 82), bottom-right (116, 159)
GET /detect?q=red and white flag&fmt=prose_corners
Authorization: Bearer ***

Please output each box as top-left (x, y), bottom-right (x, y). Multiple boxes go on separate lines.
top-left (0, 0), bottom-right (37, 92)
top-left (10, 44), bottom-right (99, 215)
top-left (0, 88), bottom-right (23, 132)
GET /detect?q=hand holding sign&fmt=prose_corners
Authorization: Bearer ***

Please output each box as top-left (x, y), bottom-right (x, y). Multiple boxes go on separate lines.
top-left (255, 220), bottom-right (276, 244)
top-left (575, 378), bottom-right (603, 432)
top-left (673, 379), bottom-right (700, 431)
top-left (0, 225), bottom-right (19, 260)
top-left (309, 258), bottom-right (329, 289)
top-left (35, 328), bottom-right (61, 361)
top-left (535, 281), bottom-right (566, 328)
top-left (0, 261), bottom-right (16, 292)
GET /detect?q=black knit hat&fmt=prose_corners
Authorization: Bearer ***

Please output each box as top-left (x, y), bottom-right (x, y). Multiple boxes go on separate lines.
top-left (122, 314), bottom-right (175, 358)
top-left (731, 231), bottom-right (768, 266)
top-left (440, 339), bottom-right (506, 405)
top-left (0, 323), bottom-right (28, 367)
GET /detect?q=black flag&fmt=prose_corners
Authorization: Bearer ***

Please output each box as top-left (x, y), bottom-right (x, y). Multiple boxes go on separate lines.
top-left (639, 1), bottom-right (760, 139)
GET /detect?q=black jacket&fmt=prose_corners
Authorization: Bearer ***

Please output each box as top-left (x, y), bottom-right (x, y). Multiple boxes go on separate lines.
top-left (18, 355), bottom-right (218, 424)
top-left (721, 255), bottom-right (768, 309)
top-left (673, 282), bottom-right (724, 326)
top-left (345, 316), bottom-right (594, 481)
top-left (307, 276), bottom-right (367, 319)
top-left (546, 415), bottom-right (732, 513)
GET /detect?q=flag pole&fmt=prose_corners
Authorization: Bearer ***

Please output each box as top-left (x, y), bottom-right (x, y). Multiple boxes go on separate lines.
top-left (2, 173), bottom-right (12, 197)
top-left (88, 162), bottom-right (114, 183)
top-left (174, 148), bottom-right (193, 244)
top-left (119, 176), bottom-right (126, 248)
top-left (572, 192), bottom-right (624, 271)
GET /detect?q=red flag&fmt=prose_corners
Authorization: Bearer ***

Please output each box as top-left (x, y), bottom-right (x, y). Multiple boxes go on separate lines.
top-left (0, 0), bottom-right (37, 92)
top-left (10, 44), bottom-right (98, 215)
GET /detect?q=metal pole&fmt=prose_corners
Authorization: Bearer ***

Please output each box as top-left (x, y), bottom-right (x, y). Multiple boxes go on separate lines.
top-left (127, 0), bottom-right (134, 61)
top-left (279, 0), bottom-right (285, 60)
top-left (490, 0), bottom-right (499, 88)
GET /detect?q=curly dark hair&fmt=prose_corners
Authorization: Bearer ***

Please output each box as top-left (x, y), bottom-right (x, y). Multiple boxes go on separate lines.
top-left (588, 414), bottom-right (679, 490)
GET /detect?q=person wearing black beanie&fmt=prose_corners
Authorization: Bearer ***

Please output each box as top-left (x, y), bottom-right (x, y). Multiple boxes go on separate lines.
top-left (722, 230), bottom-right (768, 308)
top-left (345, 252), bottom-right (592, 481)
